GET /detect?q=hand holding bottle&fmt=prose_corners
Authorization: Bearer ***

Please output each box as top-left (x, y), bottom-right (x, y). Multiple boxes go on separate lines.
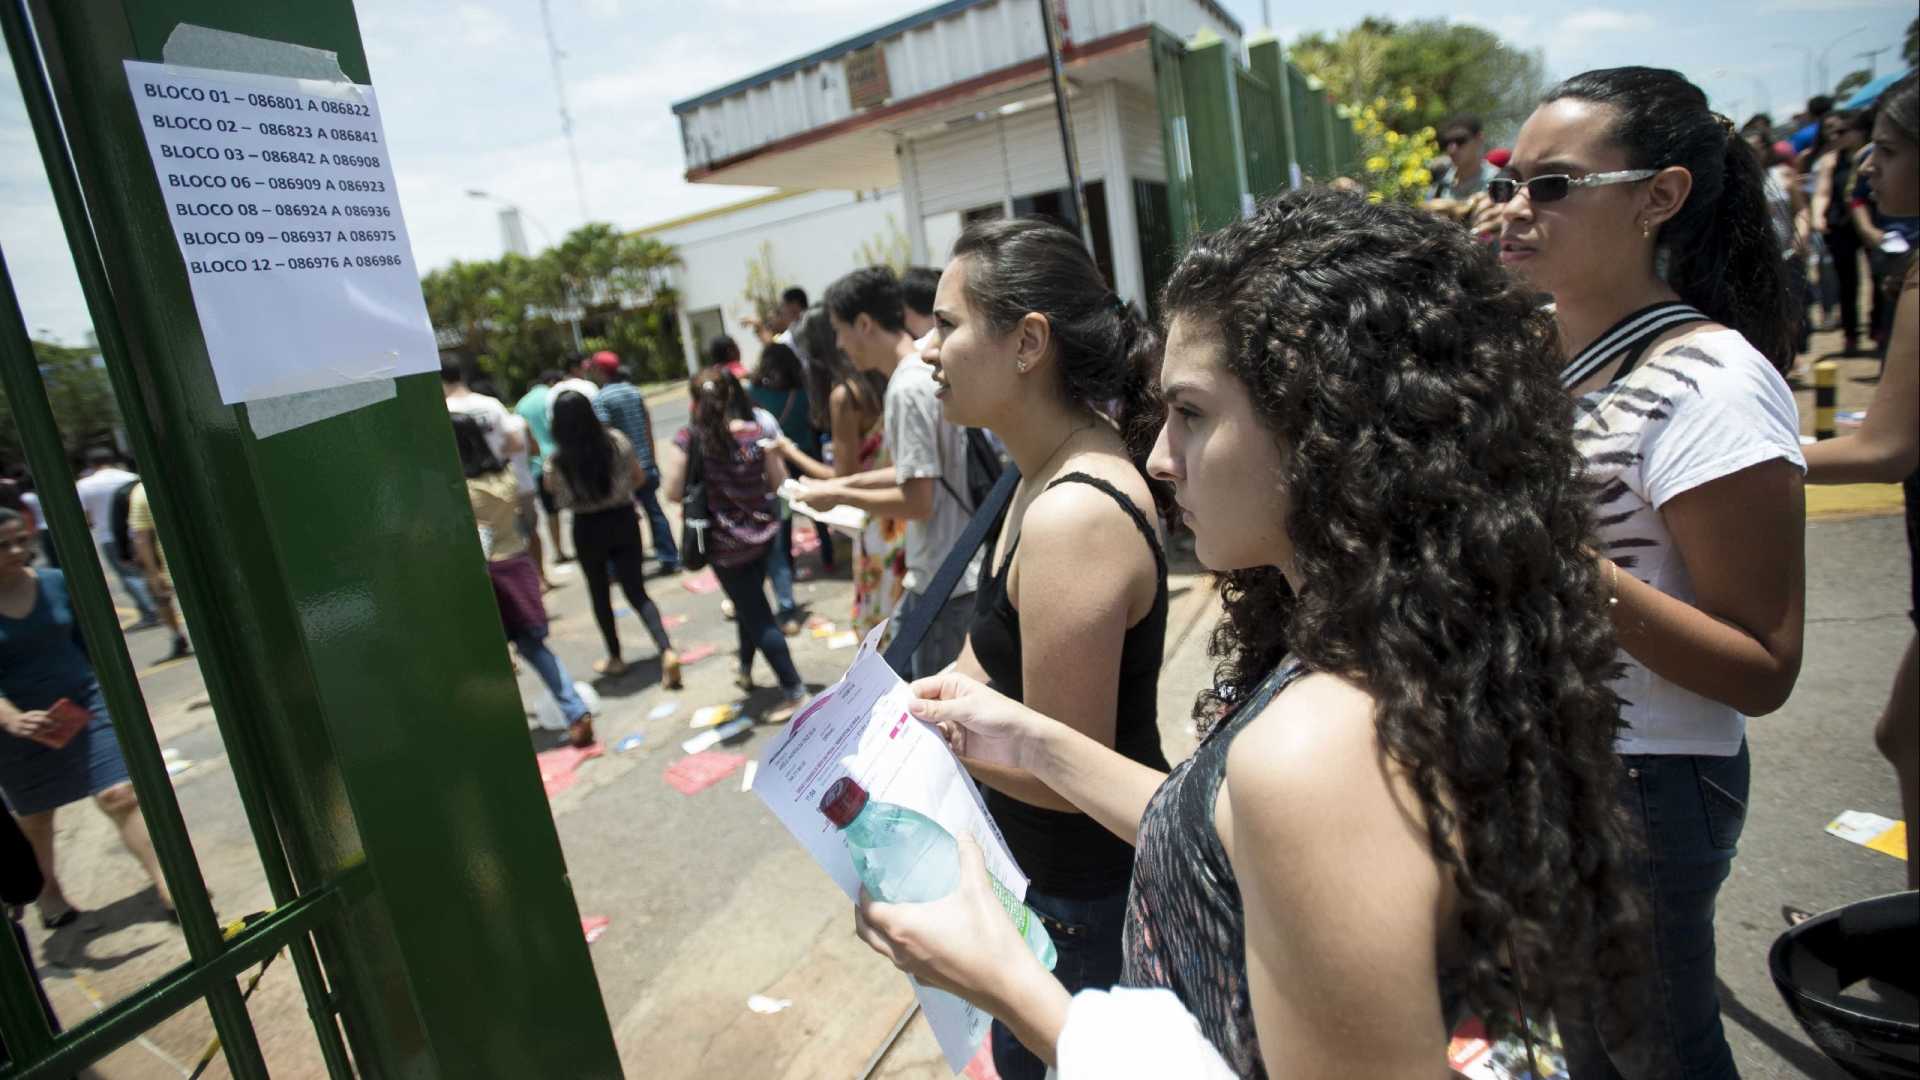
top-left (854, 832), bottom-right (1053, 1009)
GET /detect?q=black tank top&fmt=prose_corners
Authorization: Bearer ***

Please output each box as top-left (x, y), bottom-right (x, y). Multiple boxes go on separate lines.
top-left (969, 472), bottom-right (1171, 898)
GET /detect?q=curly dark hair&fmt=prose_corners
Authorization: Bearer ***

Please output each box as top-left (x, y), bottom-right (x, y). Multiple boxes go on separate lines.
top-left (1163, 187), bottom-right (1641, 1034)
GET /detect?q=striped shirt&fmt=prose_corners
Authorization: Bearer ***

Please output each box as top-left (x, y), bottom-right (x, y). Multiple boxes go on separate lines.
top-left (592, 383), bottom-right (657, 472)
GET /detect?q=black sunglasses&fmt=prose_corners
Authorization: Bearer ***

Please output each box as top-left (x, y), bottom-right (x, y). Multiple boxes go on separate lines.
top-left (1486, 169), bottom-right (1658, 205)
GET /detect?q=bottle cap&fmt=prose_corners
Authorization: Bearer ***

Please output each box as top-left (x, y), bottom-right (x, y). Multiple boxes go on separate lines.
top-left (819, 776), bottom-right (868, 827)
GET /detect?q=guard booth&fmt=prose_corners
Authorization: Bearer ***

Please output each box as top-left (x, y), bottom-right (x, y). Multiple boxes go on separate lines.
top-left (0, 1), bottom-right (618, 1076)
top-left (670, 0), bottom-right (1361, 307)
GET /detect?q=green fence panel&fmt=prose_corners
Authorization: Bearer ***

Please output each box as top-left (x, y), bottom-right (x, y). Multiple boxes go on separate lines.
top-left (1176, 33), bottom-right (1249, 232)
top-left (1235, 67), bottom-right (1285, 201)
top-left (8, 1), bottom-right (626, 1076)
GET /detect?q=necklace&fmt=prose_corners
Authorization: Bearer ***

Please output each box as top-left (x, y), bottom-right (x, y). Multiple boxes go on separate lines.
top-left (1030, 417), bottom-right (1096, 481)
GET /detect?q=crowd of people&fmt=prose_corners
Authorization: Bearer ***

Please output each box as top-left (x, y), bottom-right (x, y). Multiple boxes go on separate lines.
top-left (825, 66), bottom-right (1916, 1080)
top-left (0, 41), bottom-right (1908, 1079)
top-left (412, 63), bottom-right (1916, 1078)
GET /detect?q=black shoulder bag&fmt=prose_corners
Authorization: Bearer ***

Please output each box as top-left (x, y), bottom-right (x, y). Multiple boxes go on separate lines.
top-left (678, 441), bottom-right (711, 573)
top-left (882, 464), bottom-right (1020, 677)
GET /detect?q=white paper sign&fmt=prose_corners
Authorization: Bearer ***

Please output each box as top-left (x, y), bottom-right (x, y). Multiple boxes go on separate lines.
top-left (123, 60), bottom-right (437, 404)
top-left (753, 622), bottom-right (1030, 1072)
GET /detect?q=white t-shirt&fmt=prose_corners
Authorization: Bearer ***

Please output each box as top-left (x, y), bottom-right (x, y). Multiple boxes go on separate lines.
top-left (547, 377), bottom-right (599, 424)
top-left (445, 390), bottom-right (515, 466)
top-left (884, 352), bottom-right (981, 597)
top-left (19, 491), bottom-right (40, 531)
top-left (1576, 329), bottom-right (1805, 756)
top-left (502, 414), bottom-right (536, 495)
top-left (75, 466), bottom-right (137, 547)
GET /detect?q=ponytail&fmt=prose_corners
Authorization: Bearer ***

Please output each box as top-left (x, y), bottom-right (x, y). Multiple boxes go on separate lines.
top-left (950, 217), bottom-right (1166, 478)
top-left (1664, 131), bottom-right (1793, 372)
top-left (1547, 67), bottom-right (1795, 372)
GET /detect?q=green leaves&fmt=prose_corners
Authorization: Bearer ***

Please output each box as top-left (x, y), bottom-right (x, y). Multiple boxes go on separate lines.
top-left (420, 224), bottom-right (685, 392)
top-left (1291, 18), bottom-right (1547, 144)
top-left (0, 340), bottom-right (122, 469)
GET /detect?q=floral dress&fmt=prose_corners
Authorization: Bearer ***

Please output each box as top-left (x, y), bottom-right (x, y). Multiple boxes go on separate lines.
top-left (850, 424), bottom-right (908, 648)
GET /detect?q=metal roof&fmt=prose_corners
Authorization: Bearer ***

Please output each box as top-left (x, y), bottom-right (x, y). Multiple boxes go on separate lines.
top-left (669, 0), bottom-right (1243, 115)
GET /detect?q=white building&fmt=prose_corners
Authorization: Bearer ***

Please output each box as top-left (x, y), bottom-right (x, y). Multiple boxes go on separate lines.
top-left (655, 0), bottom-right (1348, 376)
top-left (637, 188), bottom-right (961, 375)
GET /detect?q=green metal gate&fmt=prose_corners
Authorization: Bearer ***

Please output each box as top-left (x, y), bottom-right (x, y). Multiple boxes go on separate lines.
top-left (0, 1), bottom-right (619, 1075)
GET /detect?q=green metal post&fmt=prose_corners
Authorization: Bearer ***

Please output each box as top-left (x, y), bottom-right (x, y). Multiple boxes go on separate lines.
top-left (16, 1), bottom-right (622, 1076)
top-left (1247, 36), bottom-right (1299, 189)
top-left (1178, 33), bottom-right (1251, 231)
top-left (1, 5), bottom-right (355, 1075)
top-left (1150, 29), bottom-right (1197, 252)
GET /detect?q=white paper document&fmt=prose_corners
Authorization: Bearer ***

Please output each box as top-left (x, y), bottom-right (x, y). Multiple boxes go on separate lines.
top-left (753, 621), bottom-right (1027, 1071)
top-left (779, 480), bottom-right (870, 536)
top-left (123, 60), bottom-right (437, 404)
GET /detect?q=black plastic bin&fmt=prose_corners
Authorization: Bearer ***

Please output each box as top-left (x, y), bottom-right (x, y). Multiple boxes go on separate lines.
top-left (1770, 890), bottom-right (1920, 1080)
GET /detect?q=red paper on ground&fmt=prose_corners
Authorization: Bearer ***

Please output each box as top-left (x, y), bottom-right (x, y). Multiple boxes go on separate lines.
top-left (683, 569), bottom-right (720, 594)
top-left (677, 642), bottom-right (717, 665)
top-left (662, 613), bottom-right (689, 629)
top-left (664, 751), bottom-right (746, 794)
top-left (581, 915), bottom-right (611, 944)
top-left (537, 742), bottom-right (603, 798)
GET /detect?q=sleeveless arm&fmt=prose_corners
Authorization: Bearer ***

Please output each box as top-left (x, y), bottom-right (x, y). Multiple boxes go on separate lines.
top-left (965, 481), bottom-right (1160, 816)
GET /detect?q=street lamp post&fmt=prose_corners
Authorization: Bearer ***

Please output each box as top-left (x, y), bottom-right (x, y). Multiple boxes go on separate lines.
top-left (466, 189), bottom-right (581, 351)
top-left (1818, 26), bottom-right (1870, 95)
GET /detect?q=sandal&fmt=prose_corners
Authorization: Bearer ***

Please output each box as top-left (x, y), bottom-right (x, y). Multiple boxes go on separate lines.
top-left (735, 668), bottom-right (753, 693)
top-left (567, 715), bottom-right (596, 749)
top-left (39, 906), bottom-right (80, 930)
top-left (593, 657), bottom-right (628, 676)
top-left (661, 650), bottom-right (683, 691)
top-left (1782, 904), bottom-right (1816, 927)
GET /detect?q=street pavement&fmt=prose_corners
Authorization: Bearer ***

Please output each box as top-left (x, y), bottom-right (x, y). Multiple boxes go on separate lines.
top-left (17, 332), bottom-right (1913, 1078)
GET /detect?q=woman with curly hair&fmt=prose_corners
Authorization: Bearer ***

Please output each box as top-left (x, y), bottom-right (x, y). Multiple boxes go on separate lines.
top-left (848, 187), bottom-right (1642, 1077)
top-left (1494, 67), bottom-right (1805, 1078)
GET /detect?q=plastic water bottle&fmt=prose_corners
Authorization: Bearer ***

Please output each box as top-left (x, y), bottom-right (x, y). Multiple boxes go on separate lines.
top-left (819, 776), bottom-right (1056, 970)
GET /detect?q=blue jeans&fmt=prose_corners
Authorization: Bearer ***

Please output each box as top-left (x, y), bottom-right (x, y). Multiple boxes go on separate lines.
top-left (103, 545), bottom-right (156, 620)
top-left (510, 630), bottom-right (589, 725)
top-left (635, 467), bottom-right (679, 569)
top-left (1563, 742), bottom-right (1750, 1080)
top-left (766, 518), bottom-right (797, 617)
top-left (990, 885), bottom-right (1128, 1080)
top-left (712, 553), bottom-right (803, 693)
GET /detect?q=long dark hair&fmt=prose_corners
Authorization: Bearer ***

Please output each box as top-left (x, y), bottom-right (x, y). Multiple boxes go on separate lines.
top-left (1546, 67), bottom-right (1794, 371)
top-left (1165, 188), bottom-right (1641, 1035)
top-left (950, 218), bottom-right (1163, 465)
top-left (688, 365), bottom-right (751, 459)
top-left (755, 342), bottom-right (805, 394)
top-left (796, 305), bottom-right (885, 425)
top-left (550, 390), bottom-right (615, 501)
top-left (449, 414), bottom-right (505, 479)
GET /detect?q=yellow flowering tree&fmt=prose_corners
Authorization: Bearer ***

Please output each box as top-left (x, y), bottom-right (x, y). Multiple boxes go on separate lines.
top-left (1340, 92), bottom-right (1441, 205)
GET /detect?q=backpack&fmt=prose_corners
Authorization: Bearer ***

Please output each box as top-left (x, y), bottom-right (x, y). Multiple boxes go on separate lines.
top-left (936, 428), bottom-right (1007, 516)
top-left (110, 479), bottom-right (139, 564)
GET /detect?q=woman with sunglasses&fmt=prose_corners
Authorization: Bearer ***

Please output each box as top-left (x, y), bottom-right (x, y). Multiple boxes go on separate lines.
top-left (849, 188), bottom-right (1642, 1077)
top-left (1496, 67), bottom-right (1804, 1079)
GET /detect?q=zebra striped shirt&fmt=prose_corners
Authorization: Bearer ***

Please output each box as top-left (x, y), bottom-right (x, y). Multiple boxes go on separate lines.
top-left (1574, 328), bottom-right (1804, 756)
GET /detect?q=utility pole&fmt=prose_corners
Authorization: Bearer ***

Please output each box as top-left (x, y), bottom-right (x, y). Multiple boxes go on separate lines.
top-left (539, 0), bottom-right (590, 223)
top-left (1038, 0), bottom-right (1093, 252)
top-left (1856, 47), bottom-right (1889, 80)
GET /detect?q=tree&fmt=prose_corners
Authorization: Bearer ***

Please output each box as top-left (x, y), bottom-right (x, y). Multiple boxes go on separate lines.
top-left (1834, 69), bottom-right (1873, 100)
top-left (1291, 18), bottom-right (1547, 141)
top-left (0, 340), bottom-right (123, 473)
top-left (1905, 16), bottom-right (1916, 70)
top-left (742, 241), bottom-right (781, 326)
top-left (419, 224), bottom-right (684, 392)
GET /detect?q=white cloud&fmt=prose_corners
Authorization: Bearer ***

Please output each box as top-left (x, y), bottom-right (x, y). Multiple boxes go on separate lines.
top-left (1763, 0), bottom-right (1907, 9)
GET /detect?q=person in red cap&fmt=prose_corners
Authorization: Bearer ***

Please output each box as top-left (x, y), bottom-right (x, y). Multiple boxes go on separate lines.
top-left (1484, 146), bottom-right (1512, 169)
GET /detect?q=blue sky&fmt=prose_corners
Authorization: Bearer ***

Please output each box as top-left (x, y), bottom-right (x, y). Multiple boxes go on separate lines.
top-left (1, 0), bottom-right (1912, 344)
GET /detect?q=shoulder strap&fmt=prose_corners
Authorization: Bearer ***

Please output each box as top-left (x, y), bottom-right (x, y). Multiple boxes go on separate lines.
top-left (1560, 302), bottom-right (1710, 390)
top-left (884, 464), bottom-right (1021, 677)
top-left (1044, 472), bottom-right (1167, 577)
